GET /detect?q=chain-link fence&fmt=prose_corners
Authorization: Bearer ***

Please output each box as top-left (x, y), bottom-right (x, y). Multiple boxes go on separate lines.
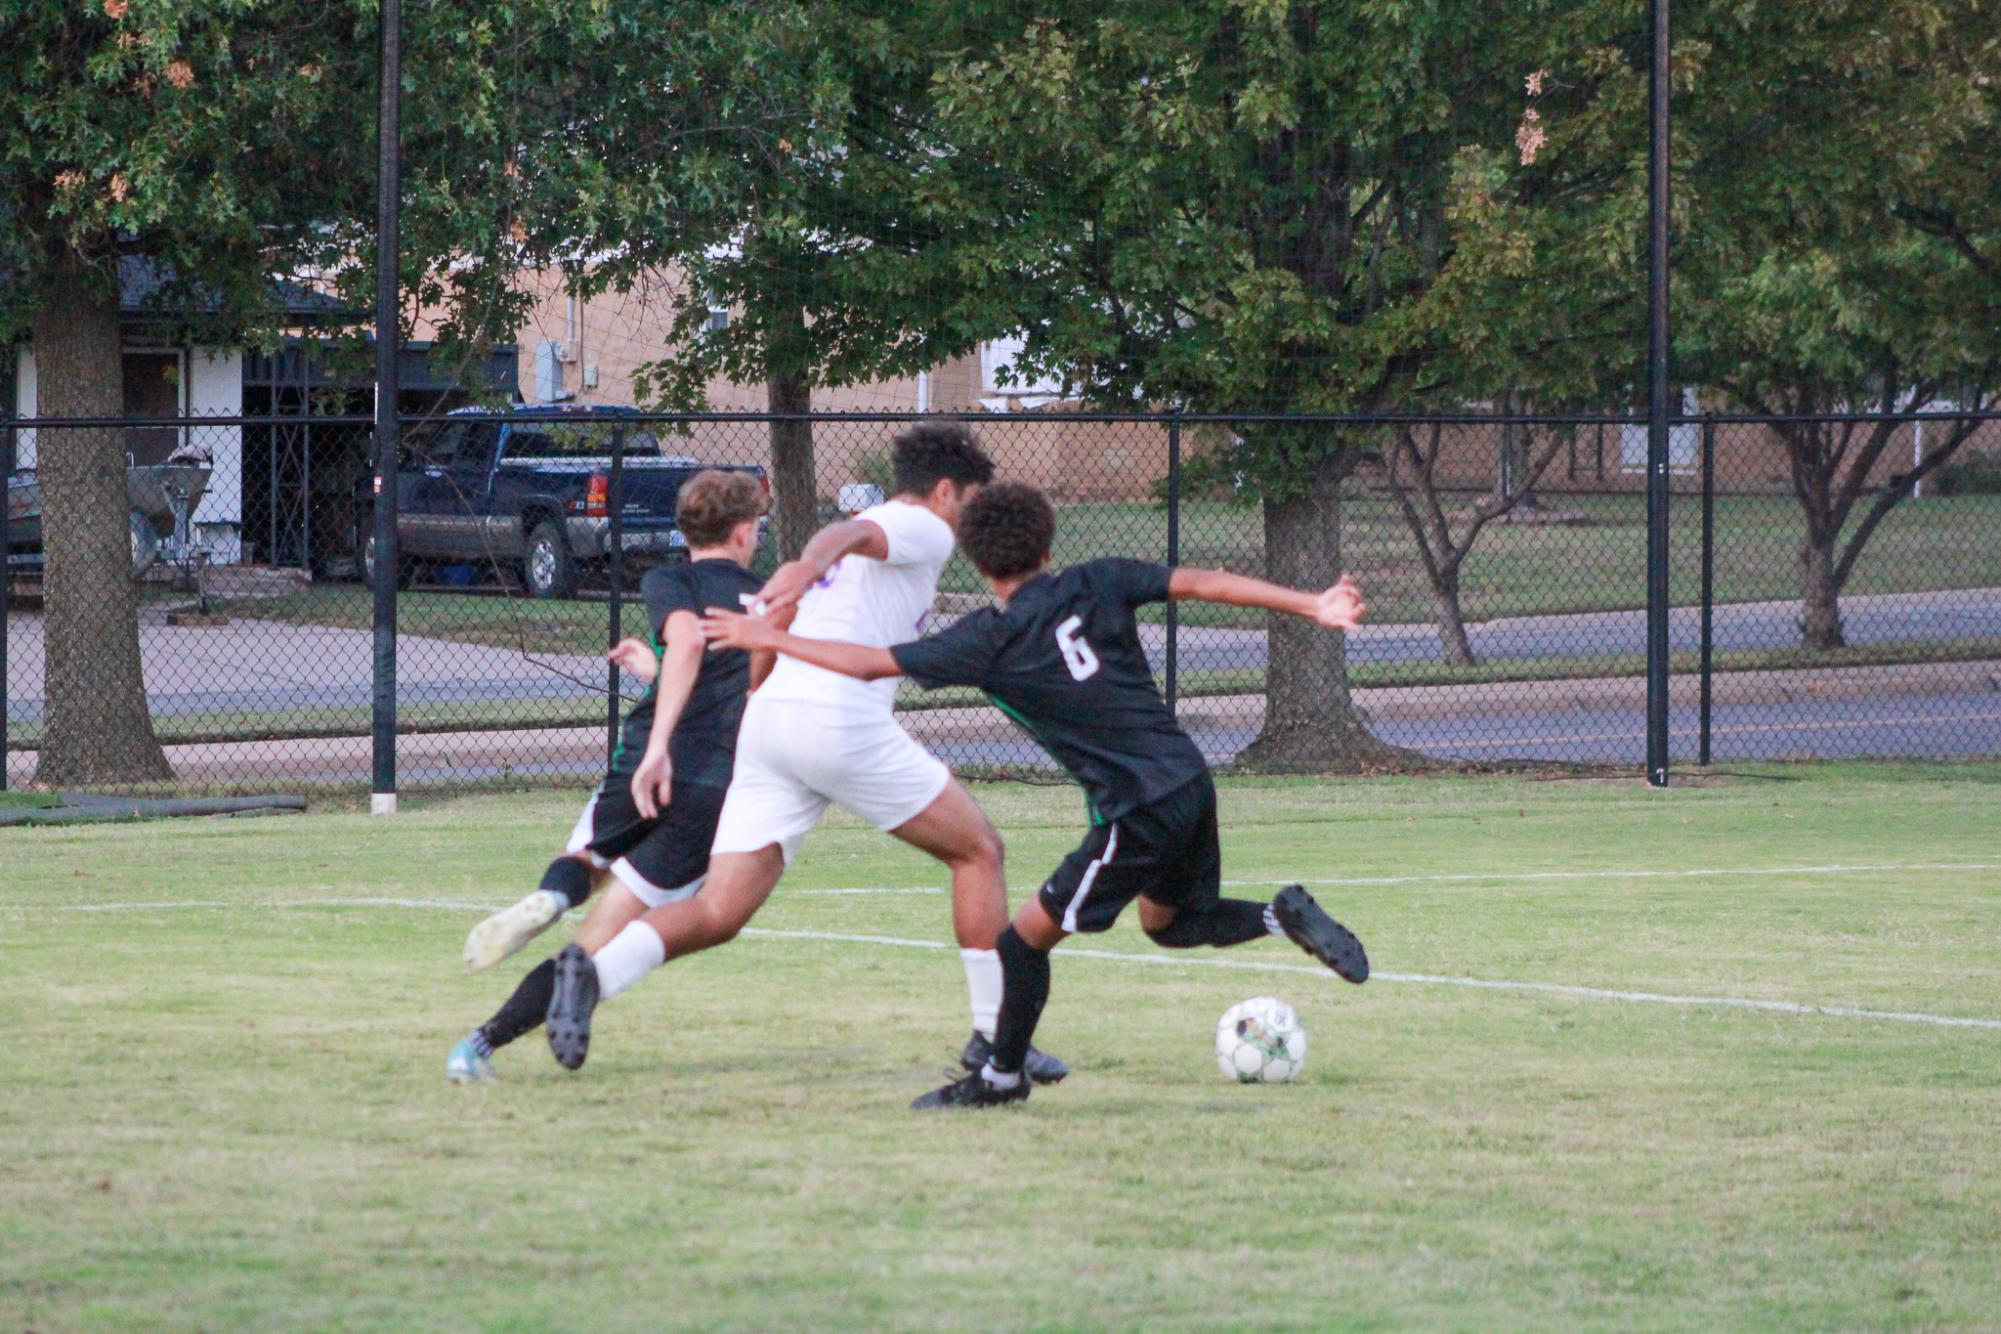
top-left (7, 411), bottom-right (1999, 793)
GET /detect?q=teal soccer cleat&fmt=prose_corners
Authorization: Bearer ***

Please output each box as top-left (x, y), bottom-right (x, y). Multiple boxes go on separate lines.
top-left (446, 1035), bottom-right (496, 1084)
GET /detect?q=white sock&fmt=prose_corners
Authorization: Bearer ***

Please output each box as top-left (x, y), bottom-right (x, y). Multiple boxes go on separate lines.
top-left (961, 948), bottom-right (1002, 1039)
top-left (980, 1061), bottom-right (1022, 1090)
top-left (592, 921), bottom-right (666, 1001)
top-left (1263, 904), bottom-right (1284, 937)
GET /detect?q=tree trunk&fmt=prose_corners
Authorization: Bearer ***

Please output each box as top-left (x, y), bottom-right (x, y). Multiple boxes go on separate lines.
top-left (1799, 533), bottom-right (1844, 650)
top-left (1433, 568), bottom-right (1476, 666)
top-left (766, 368), bottom-right (816, 562)
top-left (1237, 462), bottom-right (1407, 772)
top-left (31, 269), bottom-right (174, 785)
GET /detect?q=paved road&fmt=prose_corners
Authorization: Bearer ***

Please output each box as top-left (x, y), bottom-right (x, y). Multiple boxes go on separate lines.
top-left (7, 588), bottom-right (2000, 778)
top-left (6, 587), bottom-right (1998, 725)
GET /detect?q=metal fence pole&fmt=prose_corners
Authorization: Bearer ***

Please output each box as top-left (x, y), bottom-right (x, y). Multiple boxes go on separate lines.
top-left (1699, 415), bottom-right (1715, 766)
top-left (369, 0), bottom-right (402, 815)
top-left (1165, 415), bottom-right (1181, 711)
top-left (606, 427), bottom-right (625, 766)
top-left (1644, 0), bottom-right (1673, 788)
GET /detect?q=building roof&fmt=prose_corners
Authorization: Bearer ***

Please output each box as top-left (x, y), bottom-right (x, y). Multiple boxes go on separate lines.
top-left (114, 255), bottom-right (357, 323)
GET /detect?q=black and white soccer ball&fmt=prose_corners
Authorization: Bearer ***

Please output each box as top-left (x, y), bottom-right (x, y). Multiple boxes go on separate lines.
top-left (1215, 996), bottom-right (1307, 1083)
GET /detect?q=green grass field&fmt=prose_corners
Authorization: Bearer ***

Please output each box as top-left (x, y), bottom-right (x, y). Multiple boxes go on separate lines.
top-left (5, 766), bottom-right (2000, 1329)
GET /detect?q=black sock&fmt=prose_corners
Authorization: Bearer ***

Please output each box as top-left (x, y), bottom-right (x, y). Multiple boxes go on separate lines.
top-left (1144, 898), bottom-right (1273, 949)
top-left (541, 856), bottom-right (594, 910)
top-left (478, 957), bottom-right (558, 1050)
top-left (989, 926), bottom-right (1052, 1079)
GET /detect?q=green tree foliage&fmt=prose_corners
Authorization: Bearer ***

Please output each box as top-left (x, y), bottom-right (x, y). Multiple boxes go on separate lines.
top-left (1662, 1), bottom-right (2001, 648)
top-left (395, 1), bottom-right (826, 386)
top-left (931, 1), bottom-right (1635, 764)
top-left (565, 3), bottom-right (1027, 556)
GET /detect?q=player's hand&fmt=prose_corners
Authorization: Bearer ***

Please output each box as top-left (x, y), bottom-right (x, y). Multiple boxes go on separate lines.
top-left (699, 607), bottom-right (772, 651)
top-left (606, 635), bottom-right (659, 685)
top-left (755, 558), bottom-right (822, 614)
top-left (630, 747), bottom-right (673, 820)
top-left (1313, 575), bottom-right (1366, 631)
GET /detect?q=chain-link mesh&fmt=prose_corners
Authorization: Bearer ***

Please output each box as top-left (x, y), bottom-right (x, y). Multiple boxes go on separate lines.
top-left (7, 411), bottom-right (1998, 793)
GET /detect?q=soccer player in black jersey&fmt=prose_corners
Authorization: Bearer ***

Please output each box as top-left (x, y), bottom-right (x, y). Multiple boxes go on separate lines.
top-left (702, 481), bottom-right (1371, 1108)
top-left (446, 470), bottom-right (769, 1083)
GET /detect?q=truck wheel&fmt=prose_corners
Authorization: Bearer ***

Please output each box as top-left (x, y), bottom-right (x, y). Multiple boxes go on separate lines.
top-left (129, 511), bottom-right (159, 575)
top-left (523, 520), bottom-right (576, 599)
top-left (358, 518), bottom-right (416, 590)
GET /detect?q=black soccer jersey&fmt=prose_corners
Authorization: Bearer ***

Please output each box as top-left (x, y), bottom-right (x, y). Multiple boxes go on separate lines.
top-left (612, 558), bottom-right (765, 789)
top-left (892, 557), bottom-right (1207, 821)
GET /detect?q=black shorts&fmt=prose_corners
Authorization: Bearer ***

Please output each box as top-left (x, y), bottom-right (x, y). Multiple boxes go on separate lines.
top-left (1037, 773), bottom-right (1221, 934)
top-left (564, 777), bottom-right (727, 906)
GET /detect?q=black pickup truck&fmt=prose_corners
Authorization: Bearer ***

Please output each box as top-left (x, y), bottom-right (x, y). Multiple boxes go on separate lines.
top-left (357, 406), bottom-right (765, 598)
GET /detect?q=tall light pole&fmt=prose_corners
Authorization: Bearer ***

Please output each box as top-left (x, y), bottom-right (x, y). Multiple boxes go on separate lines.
top-left (371, 0), bottom-right (402, 814)
top-left (1645, 0), bottom-right (1672, 788)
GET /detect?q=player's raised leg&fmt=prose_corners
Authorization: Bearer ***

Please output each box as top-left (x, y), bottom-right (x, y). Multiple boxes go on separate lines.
top-left (463, 852), bottom-right (598, 971)
top-left (1125, 780), bottom-right (1368, 982)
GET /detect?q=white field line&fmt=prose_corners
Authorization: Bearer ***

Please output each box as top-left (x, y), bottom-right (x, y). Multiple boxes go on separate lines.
top-left (801, 860), bottom-right (2001, 895)
top-left (740, 927), bottom-right (2001, 1033)
top-left (12, 894), bottom-right (2001, 1034)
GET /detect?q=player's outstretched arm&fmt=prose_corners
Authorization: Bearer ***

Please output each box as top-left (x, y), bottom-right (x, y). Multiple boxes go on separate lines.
top-left (700, 608), bottom-right (902, 681)
top-left (756, 518), bottom-right (891, 613)
top-left (1167, 568), bottom-right (1367, 631)
top-left (628, 612), bottom-right (704, 819)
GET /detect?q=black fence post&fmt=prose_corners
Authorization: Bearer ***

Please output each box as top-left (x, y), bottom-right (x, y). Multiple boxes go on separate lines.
top-left (606, 426), bottom-right (626, 766)
top-left (1699, 415), bottom-right (1715, 766)
top-left (1165, 414), bottom-right (1181, 711)
top-left (369, 0), bottom-right (402, 815)
top-left (1644, 0), bottom-right (1673, 788)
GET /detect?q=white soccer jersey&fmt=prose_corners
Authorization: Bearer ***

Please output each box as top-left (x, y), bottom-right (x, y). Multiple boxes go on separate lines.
top-left (756, 499), bottom-right (954, 712)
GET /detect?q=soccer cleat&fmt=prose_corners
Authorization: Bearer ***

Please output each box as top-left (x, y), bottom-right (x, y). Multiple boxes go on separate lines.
top-left (545, 943), bottom-right (600, 1071)
top-left (446, 1036), bottom-right (495, 1084)
top-left (959, 1030), bottom-right (1069, 1085)
top-left (1272, 884), bottom-right (1369, 983)
top-left (911, 1070), bottom-right (1031, 1111)
top-left (464, 889), bottom-right (568, 971)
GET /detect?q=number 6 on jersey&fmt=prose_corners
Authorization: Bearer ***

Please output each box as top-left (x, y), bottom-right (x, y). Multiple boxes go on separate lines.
top-left (1055, 615), bottom-right (1100, 681)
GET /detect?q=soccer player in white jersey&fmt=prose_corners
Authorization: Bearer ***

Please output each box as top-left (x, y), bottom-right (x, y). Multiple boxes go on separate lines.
top-left (543, 423), bottom-right (1067, 1082)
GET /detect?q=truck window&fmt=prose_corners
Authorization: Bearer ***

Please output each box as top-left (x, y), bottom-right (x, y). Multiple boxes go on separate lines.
top-left (455, 422), bottom-right (501, 468)
top-left (503, 423), bottom-right (624, 460)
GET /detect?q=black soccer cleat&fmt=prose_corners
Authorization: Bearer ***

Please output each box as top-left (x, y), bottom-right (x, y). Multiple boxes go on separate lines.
top-left (960, 1030), bottom-right (1068, 1084)
top-left (912, 1070), bottom-right (1031, 1111)
top-left (545, 943), bottom-right (601, 1071)
top-left (1272, 884), bottom-right (1370, 983)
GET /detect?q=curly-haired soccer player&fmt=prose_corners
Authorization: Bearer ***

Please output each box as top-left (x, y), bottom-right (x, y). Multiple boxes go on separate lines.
top-left (446, 469), bottom-right (769, 1082)
top-left (702, 481), bottom-right (1371, 1108)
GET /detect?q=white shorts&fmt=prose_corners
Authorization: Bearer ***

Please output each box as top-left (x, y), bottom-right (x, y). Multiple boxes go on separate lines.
top-left (711, 695), bottom-right (951, 864)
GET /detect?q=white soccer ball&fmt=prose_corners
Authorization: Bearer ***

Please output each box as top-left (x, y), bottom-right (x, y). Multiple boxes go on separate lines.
top-left (1215, 997), bottom-right (1307, 1084)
